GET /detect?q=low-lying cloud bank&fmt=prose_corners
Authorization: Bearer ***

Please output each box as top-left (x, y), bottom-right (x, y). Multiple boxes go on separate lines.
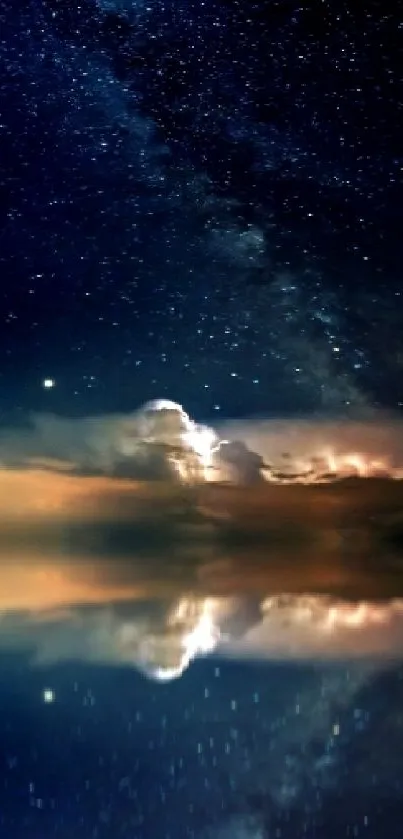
top-left (1, 594), bottom-right (403, 682)
top-left (0, 399), bottom-right (402, 680)
top-left (1, 399), bottom-right (403, 483)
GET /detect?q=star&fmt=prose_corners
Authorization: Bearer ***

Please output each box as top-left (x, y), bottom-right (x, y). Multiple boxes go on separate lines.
top-left (42, 378), bottom-right (56, 389)
top-left (42, 688), bottom-right (55, 703)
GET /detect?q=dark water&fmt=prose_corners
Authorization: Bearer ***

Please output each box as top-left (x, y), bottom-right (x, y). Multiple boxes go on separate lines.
top-left (0, 653), bottom-right (402, 839)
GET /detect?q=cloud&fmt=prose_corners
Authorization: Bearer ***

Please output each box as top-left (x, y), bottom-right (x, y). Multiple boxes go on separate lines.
top-left (0, 596), bottom-right (229, 681)
top-left (0, 400), bottom-right (213, 479)
top-left (225, 595), bottom-right (403, 662)
top-left (1, 591), bottom-right (403, 684)
top-left (0, 400), bottom-right (403, 681)
top-left (2, 400), bottom-right (403, 484)
top-left (2, 589), bottom-right (398, 817)
top-left (217, 411), bottom-right (403, 477)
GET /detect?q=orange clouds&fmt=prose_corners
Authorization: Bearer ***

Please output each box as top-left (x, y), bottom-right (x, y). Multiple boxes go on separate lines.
top-left (0, 467), bottom-right (402, 613)
top-left (0, 468), bottom-right (144, 521)
top-left (0, 557), bottom-right (145, 612)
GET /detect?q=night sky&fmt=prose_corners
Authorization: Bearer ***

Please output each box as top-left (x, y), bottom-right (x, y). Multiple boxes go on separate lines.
top-left (1, 4), bottom-right (403, 839)
top-left (0, 0), bottom-right (401, 421)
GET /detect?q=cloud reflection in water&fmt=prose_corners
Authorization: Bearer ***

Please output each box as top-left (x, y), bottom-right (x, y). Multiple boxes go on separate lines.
top-left (1, 403), bottom-right (403, 680)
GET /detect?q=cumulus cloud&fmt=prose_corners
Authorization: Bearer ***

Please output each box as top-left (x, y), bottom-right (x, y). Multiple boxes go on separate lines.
top-left (0, 400), bottom-right (216, 480)
top-left (217, 411), bottom-right (403, 479)
top-left (1, 592), bottom-right (403, 684)
top-left (0, 595), bottom-right (229, 681)
top-left (225, 595), bottom-right (403, 662)
top-left (1, 399), bottom-right (403, 485)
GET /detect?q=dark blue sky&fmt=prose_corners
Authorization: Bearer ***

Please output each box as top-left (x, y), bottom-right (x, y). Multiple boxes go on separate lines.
top-left (0, 0), bottom-right (401, 421)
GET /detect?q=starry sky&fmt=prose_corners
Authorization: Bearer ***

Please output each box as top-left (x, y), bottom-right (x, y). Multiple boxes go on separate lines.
top-left (2, 6), bottom-right (403, 837)
top-left (0, 0), bottom-right (402, 422)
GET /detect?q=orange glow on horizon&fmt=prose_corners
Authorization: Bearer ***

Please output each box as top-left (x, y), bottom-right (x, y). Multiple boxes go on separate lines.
top-left (0, 465), bottom-right (402, 615)
top-left (0, 557), bottom-right (146, 611)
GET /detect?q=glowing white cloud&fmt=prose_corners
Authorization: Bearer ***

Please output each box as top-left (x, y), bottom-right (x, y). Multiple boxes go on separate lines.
top-left (1, 593), bottom-right (403, 682)
top-left (136, 399), bottom-right (221, 482)
top-left (123, 401), bottom-right (403, 484)
top-left (1, 595), bottom-right (228, 682)
top-left (217, 414), bottom-right (403, 484)
top-left (229, 595), bottom-right (403, 661)
top-left (1, 398), bottom-right (403, 485)
top-left (118, 401), bottom-right (403, 485)
top-left (150, 596), bottom-right (222, 681)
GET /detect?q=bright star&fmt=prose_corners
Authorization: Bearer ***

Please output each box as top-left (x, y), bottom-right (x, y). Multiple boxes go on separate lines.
top-left (42, 688), bottom-right (55, 703)
top-left (42, 378), bottom-right (55, 389)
